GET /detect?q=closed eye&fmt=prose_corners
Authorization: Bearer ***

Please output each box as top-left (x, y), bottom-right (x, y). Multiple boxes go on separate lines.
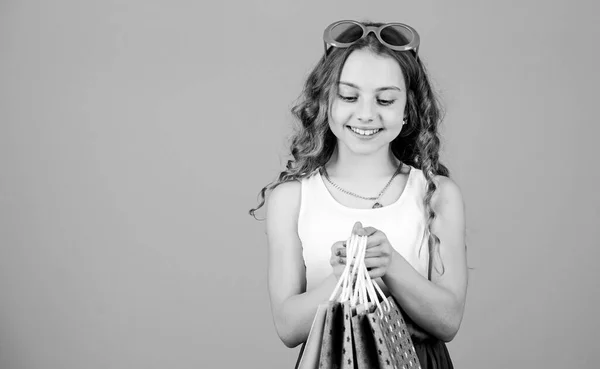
top-left (338, 94), bottom-right (357, 102)
top-left (338, 94), bottom-right (395, 106)
top-left (377, 99), bottom-right (395, 106)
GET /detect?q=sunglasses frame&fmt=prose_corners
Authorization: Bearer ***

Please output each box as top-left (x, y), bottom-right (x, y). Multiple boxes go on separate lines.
top-left (323, 20), bottom-right (420, 58)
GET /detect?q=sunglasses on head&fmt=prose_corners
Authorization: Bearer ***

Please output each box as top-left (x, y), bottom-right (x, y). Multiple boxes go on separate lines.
top-left (323, 20), bottom-right (420, 58)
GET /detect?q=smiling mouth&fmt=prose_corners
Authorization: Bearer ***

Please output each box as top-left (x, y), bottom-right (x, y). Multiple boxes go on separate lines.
top-left (347, 126), bottom-right (383, 136)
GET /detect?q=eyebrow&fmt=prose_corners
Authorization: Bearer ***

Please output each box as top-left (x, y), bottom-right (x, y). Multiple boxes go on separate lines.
top-left (338, 81), bottom-right (402, 92)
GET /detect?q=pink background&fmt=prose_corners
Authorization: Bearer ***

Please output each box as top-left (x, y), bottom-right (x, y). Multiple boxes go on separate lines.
top-left (1, 0), bottom-right (598, 368)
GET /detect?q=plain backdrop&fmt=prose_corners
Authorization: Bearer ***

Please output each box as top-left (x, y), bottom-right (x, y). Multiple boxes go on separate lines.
top-left (1, 0), bottom-right (599, 368)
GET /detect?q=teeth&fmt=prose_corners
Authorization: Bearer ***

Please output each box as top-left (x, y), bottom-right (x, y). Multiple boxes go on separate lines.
top-left (350, 127), bottom-right (380, 136)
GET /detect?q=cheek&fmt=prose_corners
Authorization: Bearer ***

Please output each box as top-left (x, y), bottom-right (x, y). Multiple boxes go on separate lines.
top-left (330, 101), bottom-right (353, 125)
top-left (381, 106), bottom-right (405, 126)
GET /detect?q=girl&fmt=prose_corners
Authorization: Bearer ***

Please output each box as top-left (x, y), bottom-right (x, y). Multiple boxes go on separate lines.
top-left (250, 20), bottom-right (468, 368)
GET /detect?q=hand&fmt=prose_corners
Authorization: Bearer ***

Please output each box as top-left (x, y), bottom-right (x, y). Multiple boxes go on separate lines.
top-left (329, 240), bottom-right (347, 281)
top-left (329, 222), bottom-right (365, 281)
top-left (362, 226), bottom-right (396, 279)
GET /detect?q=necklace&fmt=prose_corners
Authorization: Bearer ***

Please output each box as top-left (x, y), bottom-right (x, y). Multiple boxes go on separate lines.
top-left (321, 163), bottom-right (403, 209)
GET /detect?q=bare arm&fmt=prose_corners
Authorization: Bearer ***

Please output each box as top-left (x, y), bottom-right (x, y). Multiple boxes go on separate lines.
top-left (380, 176), bottom-right (468, 342)
top-left (265, 181), bottom-right (338, 348)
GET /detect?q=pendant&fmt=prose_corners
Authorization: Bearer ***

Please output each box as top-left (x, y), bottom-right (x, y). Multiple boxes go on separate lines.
top-left (372, 202), bottom-right (383, 209)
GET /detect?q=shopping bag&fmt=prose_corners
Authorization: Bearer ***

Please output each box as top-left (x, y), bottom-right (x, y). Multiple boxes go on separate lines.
top-left (379, 296), bottom-right (421, 369)
top-left (318, 231), bottom-right (367, 369)
top-left (297, 229), bottom-right (362, 369)
top-left (317, 300), bottom-right (345, 369)
top-left (365, 303), bottom-right (395, 369)
top-left (296, 302), bottom-right (330, 369)
top-left (351, 302), bottom-right (380, 369)
top-left (365, 281), bottom-right (422, 369)
top-left (340, 301), bottom-right (355, 369)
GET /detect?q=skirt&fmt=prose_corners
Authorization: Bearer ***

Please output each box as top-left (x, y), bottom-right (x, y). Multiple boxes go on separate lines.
top-left (413, 337), bottom-right (454, 369)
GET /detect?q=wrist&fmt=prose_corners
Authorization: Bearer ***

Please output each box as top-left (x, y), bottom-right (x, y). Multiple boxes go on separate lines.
top-left (382, 249), bottom-right (404, 283)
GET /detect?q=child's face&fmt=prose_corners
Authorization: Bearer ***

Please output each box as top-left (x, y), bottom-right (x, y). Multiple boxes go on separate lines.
top-left (329, 49), bottom-right (407, 156)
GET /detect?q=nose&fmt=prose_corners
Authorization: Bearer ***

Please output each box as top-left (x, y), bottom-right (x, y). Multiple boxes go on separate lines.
top-left (356, 99), bottom-right (375, 123)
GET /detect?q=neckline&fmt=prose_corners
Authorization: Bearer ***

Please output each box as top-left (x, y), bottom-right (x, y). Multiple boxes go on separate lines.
top-left (316, 165), bottom-right (414, 211)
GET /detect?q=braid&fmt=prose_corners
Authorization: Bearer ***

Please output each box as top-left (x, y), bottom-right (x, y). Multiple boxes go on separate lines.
top-left (413, 68), bottom-right (450, 280)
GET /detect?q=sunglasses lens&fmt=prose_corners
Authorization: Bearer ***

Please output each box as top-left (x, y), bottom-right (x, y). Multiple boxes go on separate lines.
top-left (330, 22), bottom-right (364, 43)
top-left (380, 25), bottom-right (414, 47)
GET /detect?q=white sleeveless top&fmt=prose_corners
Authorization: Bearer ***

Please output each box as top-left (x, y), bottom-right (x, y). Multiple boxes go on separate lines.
top-left (297, 165), bottom-right (430, 292)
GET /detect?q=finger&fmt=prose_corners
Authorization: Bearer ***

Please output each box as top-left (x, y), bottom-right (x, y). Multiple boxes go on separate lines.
top-left (364, 246), bottom-right (385, 257)
top-left (331, 240), bottom-right (346, 253)
top-left (366, 232), bottom-right (386, 248)
top-left (368, 267), bottom-right (385, 279)
top-left (331, 250), bottom-right (344, 264)
top-left (336, 247), bottom-right (347, 257)
top-left (352, 221), bottom-right (363, 235)
top-left (331, 241), bottom-right (339, 253)
top-left (364, 257), bottom-right (387, 269)
top-left (332, 256), bottom-right (346, 266)
top-left (362, 226), bottom-right (378, 237)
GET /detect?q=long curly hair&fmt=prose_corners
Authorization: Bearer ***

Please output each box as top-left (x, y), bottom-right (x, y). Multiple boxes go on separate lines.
top-left (249, 21), bottom-right (450, 278)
